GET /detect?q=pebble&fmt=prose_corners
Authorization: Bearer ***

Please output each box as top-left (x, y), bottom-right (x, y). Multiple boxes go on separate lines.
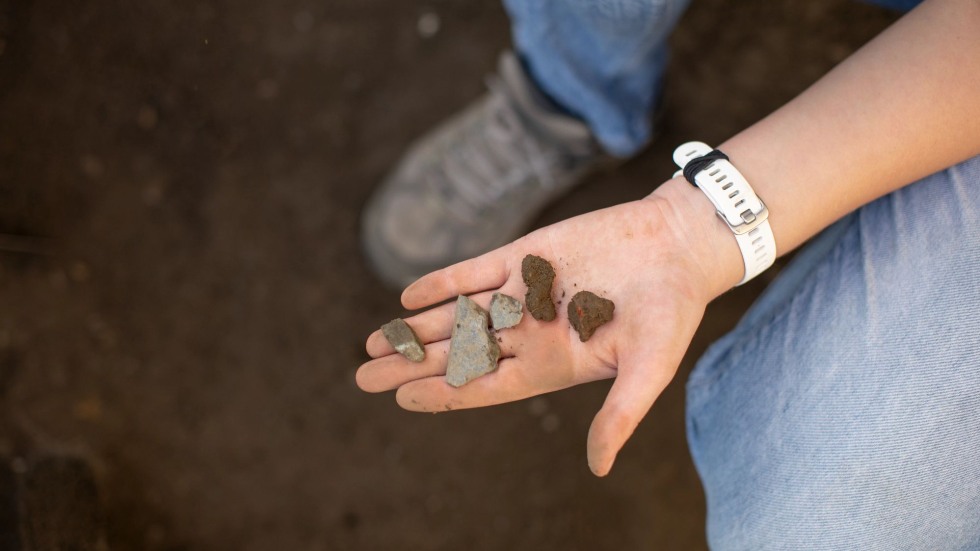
top-left (567, 291), bottom-right (615, 342)
top-left (417, 12), bottom-right (440, 38)
top-left (446, 295), bottom-right (500, 387)
top-left (489, 292), bottom-right (523, 330)
top-left (381, 318), bottom-right (425, 362)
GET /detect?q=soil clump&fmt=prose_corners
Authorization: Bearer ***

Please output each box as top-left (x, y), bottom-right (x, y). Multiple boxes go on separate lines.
top-left (489, 293), bottom-right (523, 330)
top-left (568, 291), bottom-right (615, 342)
top-left (521, 255), bottom-right (556, 321)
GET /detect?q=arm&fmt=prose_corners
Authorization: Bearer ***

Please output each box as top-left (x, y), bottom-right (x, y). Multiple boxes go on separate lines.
top-left (675, 0), bottom-right (980, 293)
top-left (357, 0), bottom-right (980, 476)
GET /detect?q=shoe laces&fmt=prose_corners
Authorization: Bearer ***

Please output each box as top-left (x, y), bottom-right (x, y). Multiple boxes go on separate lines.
top-left (430, 77), bottom-right (564, 217)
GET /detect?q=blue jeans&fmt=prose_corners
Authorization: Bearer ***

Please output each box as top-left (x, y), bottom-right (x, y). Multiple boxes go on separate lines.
top-left (688, 156), bottom-right (980, 549)
top-left (503, 0), bottom-right (690, 157)
top-left (504, 0), bottom-right (921, 157)
top-left (506, 1), bottom-right (980, 548)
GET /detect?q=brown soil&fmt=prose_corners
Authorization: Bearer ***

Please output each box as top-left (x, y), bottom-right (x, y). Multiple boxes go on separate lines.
top-left (0, 0), bottom-right (899, 549)
top-left (568, 291), bottom-right (615, 342)
top-left (521, 254), bottom-right (557, 321)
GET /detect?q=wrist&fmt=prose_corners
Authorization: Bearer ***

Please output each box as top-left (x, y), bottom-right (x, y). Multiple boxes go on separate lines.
top-left (648, 176), bottom-right (746, 299)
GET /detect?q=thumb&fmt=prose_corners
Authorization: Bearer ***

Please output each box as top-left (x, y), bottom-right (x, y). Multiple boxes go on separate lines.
top-left (586, 356), bottom-right (675, 477)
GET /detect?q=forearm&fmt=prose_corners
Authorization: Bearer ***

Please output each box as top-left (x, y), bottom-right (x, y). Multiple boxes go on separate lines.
top-left (655, 0), bottom-right (980, 294)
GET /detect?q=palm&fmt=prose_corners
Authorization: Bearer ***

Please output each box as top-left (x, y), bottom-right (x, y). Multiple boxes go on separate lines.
top-left (357, 196), bottom-right (712, 475)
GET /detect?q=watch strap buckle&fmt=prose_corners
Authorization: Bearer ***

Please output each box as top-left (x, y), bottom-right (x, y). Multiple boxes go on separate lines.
top-left (717, 201), bottom-right (769, 235)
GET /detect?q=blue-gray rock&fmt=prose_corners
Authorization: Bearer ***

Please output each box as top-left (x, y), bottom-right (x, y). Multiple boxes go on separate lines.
top-left (446, 296), bottom-right (500, 387)
top-left (490, 292), bottom-right (523, 330)
top-left (381, 318), bottom-right (425, 362)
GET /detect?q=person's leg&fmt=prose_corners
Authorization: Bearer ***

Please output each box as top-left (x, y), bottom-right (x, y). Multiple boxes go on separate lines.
top-left (362, 0), bottom-right (690, 288)
top-left (687, 155), bottom-right (980, 549)
top-left (861, 0), bottom-right (923, 11)
top-left (503, 0), bottom-right (690, 157)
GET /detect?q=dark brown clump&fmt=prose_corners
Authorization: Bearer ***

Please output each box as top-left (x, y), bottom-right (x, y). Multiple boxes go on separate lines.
top-left (568, 291), bottom-right (615, 342)
top-left (521, 254), bottom-right (556, 321)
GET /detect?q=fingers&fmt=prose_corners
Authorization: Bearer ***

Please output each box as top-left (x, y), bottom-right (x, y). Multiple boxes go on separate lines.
top-left (358, 331), bottom-right (523, 393)
top-left (365, 302), bottom-right (458, 358)
top-left (366, 290), bottom-right (496, 358)
top-left (401, 245), bottom-right (512, 310)
top-left (356, 340), bottom-right (451, 393)
top-left (394, 357), bottom-right (540, 412)
top-left (586, 354), bottom-right (676, 477)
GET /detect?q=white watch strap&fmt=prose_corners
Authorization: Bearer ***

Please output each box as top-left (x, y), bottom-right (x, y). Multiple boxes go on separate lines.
top-left (672, 141), bottom-right (776, 285)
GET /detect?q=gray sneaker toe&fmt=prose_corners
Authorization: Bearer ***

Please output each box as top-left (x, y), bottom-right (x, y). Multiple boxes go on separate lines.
top-left (360, 51), bottom-right (609, 289)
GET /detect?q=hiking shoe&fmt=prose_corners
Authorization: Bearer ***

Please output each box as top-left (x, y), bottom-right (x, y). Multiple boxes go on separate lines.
top-left (361, 51), bottom-right (609, 289)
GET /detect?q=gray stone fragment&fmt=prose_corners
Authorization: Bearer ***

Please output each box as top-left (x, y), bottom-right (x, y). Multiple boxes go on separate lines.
top-left (446, 296), bottom-right (500, 387)
top-left (489, 292), bottom-right (524, 330)
top-left (381, 318), bottom-right (425, 362)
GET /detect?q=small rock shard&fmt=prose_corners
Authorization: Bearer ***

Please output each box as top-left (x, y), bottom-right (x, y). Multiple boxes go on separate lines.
top-left (489, 293), bottom-right (523, 330)
top-left (446, 296), bottom-right (500, 387)
top-left (521, 254), bottom-right (556, 321)
top-left (381, 318), bottom-right (425, 362)
top-left (568, 291), bottom-right (615, 342)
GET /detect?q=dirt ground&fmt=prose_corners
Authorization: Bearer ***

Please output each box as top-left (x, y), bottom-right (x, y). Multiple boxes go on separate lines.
top-left (0, 1), bottom-right (898, 549)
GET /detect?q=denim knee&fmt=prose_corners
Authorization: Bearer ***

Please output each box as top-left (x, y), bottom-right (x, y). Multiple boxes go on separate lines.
top-left (687, 156), bottom-right (980, 549)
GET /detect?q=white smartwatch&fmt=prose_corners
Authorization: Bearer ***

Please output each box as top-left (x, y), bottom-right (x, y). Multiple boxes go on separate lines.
top-left (672, 141), bottom-right (776, 286)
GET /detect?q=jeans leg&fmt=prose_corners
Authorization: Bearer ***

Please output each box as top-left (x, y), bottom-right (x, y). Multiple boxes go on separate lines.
top-left (687, 155), bottom-right (980, 550)
top-left (502, 0), bottom-right (690, 157)
top-left (861, 0), bottom-right (923, 11)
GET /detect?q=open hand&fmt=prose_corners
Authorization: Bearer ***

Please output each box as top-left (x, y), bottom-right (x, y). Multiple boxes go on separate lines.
top-left (356, 179), bottom-right (740, 476)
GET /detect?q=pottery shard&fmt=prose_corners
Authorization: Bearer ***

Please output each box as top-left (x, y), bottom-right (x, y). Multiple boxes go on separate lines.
top-left (567, 291), bottom-right (615, 342)
top-left (381, 318), bottom-right (425, 362)
top-left (446, 296), bottom-right (500, 387)
top-left (490, 293), bottom-right (524, 330)
top-left (521, 254), bottom-right (556, 321)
